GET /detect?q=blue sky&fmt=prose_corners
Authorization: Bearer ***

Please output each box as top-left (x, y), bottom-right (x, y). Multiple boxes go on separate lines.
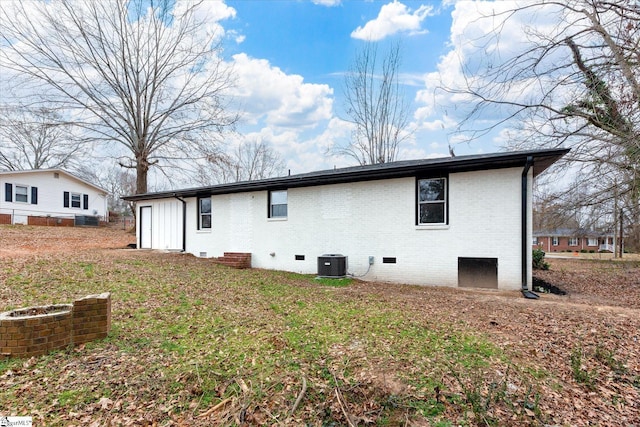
top-left (202, 0), bottom-right (513, 176)
top-left (225, 1), bottom-right (452, 83)
top-left (1, 0), bottom-right (549, 184)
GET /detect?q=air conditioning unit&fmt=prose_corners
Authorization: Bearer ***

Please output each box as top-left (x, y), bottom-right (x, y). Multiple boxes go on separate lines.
top-left (317, 254), bottom-right (347, 278)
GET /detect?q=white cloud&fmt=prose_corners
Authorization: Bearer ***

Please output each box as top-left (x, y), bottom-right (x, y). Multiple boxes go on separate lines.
top-left (351, 1), bottom-right (434, 41)
top-left (189, 0), bottom-right (236, 21)
top-left (230, 53), bottom-right (334, 129)
top-left (399, 146), bottom-right (445, 160)
top-left (415, 115), bottom-right (457, 132)
top-left (312, 0), bottom-right (342, 6)
top-left (220, 119), bottom-right (353, 176)
top-left (399, 72), bottom-right (427, 87)
top-left (227, 30), bottom-right (245, 44)
top-left (412, 0), bottom-right (574, 149)
top-left (282, 118), bottom-right (355, 174)
top-left (174, 0), bottom-right (236, 37)
top-left (306, 117), bottom-right (354, 153)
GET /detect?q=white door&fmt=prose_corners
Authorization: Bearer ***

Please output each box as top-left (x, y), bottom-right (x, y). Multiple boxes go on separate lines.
top-left (140, 206), bottom-right (152, 249)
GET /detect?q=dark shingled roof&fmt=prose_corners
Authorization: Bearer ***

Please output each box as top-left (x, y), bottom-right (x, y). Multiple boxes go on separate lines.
top-left (122, 147), bottom-right (569, 201)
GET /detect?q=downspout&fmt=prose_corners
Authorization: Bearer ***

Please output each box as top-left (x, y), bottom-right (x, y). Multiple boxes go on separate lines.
top-left (521, 156), bottom-right (539, 299)
top-left (174, 195), bottom-right (186, 253)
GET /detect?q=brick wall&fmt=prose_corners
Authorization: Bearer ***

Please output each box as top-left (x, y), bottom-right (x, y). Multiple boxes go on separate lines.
top-left (0, 293), bottom-right (111, 359)
top-left (27, 216), bottom-right (75, 227)
top-left (0, 214), bottom-right (10, 225)
top-left (72, 293), bottom-right (112, 345)
top-left (0, 306), bottom-right (73, 358)
top-left (180, 167), bottom-right (528, 290)
top-left (535, 236), bottom-right (600, 252)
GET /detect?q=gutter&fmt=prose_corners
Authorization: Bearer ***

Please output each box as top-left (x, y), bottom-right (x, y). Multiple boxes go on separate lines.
top-left (521, 156), bottom-right (539, 299)
top-left (174, 195), bottom-right (187, 253)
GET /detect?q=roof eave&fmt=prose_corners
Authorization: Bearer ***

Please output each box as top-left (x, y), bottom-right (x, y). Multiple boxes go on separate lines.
top-left (0, 168), bottom-right (109, 195)
top-left (122, 148), bottom-right (570, 202)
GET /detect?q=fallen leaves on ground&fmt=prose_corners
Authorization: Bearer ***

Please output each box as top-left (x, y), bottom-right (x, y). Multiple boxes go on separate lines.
top-left (534, 258), bottom-right (640, 309)
top-left (0, 226), bottom-right (638, 426)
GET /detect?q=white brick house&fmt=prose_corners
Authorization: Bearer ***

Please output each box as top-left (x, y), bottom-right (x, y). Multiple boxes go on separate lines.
top-left (123, 148), bottom-right (568, 292)
top-left (0, 169), bottom-right (108, 225)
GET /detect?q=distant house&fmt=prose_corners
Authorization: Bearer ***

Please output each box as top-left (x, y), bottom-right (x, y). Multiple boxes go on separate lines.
top-left (0, 169), bottom-right (108, 226)
top-left (533, 228), bottom-right (615, 253)
top-left (123, 148), bottom-right (568, 292)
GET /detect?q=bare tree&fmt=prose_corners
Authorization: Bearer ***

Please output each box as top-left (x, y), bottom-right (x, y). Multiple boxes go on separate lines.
top-left (0, 107), bottom-right (85, 171)
top-left (0, 0), bottom-right (238, 194)
top-left (445, 0), bottom-right (639, 237)
top-left (336, 42), bottom-right (411, 165)
top-left (226, 139), bottom-right (286, 182)
top-left (76, 164), bottom-right (136, 215)
top-left (533, 191), bottom-right (580, 232)
top-left (197, 139), bottom-right (286, 185)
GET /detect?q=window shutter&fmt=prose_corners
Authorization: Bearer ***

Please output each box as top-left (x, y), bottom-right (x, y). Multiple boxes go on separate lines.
top-left (83, 194), bottom-right (89, 210)
top-left (31, 187), bottom-right (38, 205)
top-left (63, 191), bottom-right (70, 207)
top-left (4, 183), bottom-right (12, 202)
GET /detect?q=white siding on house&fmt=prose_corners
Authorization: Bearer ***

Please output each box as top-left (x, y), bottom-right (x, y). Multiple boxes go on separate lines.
top-left (159, 166), bottom-right (529, 290)
top-left (137, 199), bottom-right (184, 250)
top-left (0, 170), bottom-right (107, 224)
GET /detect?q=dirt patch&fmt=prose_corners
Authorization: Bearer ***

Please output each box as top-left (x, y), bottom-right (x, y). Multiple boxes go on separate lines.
top-left (4, 304), bottom-right (70, 317)
top-left (0, 225), bottom-right (135, 258)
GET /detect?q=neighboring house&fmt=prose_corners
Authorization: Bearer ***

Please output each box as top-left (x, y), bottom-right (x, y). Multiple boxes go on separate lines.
top-left (0, 169), bottom-right (108, 226)
top-left (123, 148), bottom-right (569, 292)
top-left (533, 228), bottom-right (616, 253)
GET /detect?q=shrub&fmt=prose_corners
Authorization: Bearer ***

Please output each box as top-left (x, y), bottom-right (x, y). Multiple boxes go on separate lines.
top-left (532, 249), bottom-right (549, 270)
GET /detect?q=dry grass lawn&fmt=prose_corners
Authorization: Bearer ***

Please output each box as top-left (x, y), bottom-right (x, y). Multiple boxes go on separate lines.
top-left (0, 225), bottom-right (638, 426)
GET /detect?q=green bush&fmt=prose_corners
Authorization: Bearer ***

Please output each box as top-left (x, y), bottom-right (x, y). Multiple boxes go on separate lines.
top-left (532, 249), bottom-right (550, 270)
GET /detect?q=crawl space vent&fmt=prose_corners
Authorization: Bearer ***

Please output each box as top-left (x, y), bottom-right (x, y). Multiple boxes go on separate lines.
top-left (458, 257), bottom-right (498, 289)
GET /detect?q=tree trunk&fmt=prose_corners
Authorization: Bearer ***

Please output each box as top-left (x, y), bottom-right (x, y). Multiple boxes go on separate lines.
top-left (136, 160), bottom-right (149, 195)
top-left (0, 0), bottom-right (237, 194)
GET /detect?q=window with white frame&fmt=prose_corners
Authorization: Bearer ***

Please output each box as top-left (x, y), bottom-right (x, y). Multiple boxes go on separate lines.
top-left (71, 193), bottom-right (81, 208)
top-left (15, 185), bottom-right (28, 203)
top-left (4, 183), bottom-right (38, 204)
top-left (552, 237), bottom-right (559, 246)
top-left (532, 237), bottom-right (538, 245)
top-left (63, 191), bottom-right (87, 209)
top-left (417, 178), bottom-right (447, 225)
top-left (568, 237), bottom-right (579, 246)
top-left (587, 238), bottom-right (598, 246)
top-left (269, 190), bottom-right (287, 218)
top-left (198, 197), bottom-right (211, 229)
